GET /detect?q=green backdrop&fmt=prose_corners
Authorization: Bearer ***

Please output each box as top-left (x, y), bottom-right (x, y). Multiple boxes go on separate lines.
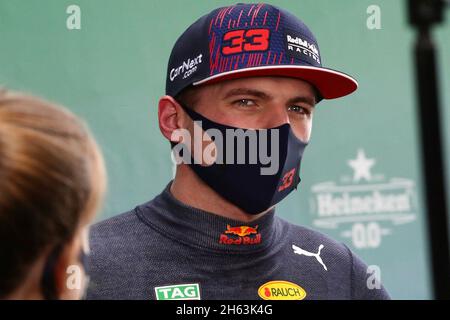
top-left (1, 0), bottom-right (449, 299)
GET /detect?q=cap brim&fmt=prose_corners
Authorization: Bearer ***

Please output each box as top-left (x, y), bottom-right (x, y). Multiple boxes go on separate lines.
top-left (193, 65), bottom-right (358, 100)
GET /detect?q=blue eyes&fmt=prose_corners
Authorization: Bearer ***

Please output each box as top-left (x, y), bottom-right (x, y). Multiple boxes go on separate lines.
top-left (235, 99), bottom-right (256, 107)
top-left (233, 99), bottom-right (311, 116)
top-left (287, 105), bottom-right (310, 115)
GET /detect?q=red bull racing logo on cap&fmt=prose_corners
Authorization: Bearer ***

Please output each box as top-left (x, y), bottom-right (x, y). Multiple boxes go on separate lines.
top-left (219, 224), bottom-right (261, 245)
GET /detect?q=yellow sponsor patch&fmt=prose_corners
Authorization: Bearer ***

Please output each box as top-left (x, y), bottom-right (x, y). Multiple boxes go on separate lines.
top-left (258, 280), bottom-right (307, 300)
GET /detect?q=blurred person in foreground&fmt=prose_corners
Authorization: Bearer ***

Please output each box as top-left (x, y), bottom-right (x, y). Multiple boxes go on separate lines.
top-left (0, 89), bottom-right (106, 299)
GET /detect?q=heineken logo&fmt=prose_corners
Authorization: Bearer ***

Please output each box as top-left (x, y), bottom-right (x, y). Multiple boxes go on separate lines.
top-left (154, 283), bottom-right (201, 300)
top-left (309, 149), bottom-right (418, 249)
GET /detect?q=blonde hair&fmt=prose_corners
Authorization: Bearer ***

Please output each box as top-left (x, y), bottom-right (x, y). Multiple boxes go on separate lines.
top-left (0, 89), bottom-right (106, 297)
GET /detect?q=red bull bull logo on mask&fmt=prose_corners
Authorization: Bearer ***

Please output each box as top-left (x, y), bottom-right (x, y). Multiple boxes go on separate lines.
top-left (219, 224), bottom-right (261, 245)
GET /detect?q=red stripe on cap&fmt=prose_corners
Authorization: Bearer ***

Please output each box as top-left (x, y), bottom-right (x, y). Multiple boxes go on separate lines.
top-left (266, 51), bottom-right (271, 64)
top-left (214, 9), bottom-right (222, 25)
top-left (234, 57), bottom-right (239, 70)
top-left (220, 8), bottom-right (227, 28)
top-left (209, 33), bottom-right (216, 56)
top-left (251, 4), bottom-right (261, 26)
top-left (278, 52), bottom-right (283, 64)
top-left (256, 3), bottom-right (264, 16)
top-left (275, 12), bottom-right (281, 31)
top-left (237, 10), bottom-right (243, 27)
top-left (210, 46), bottom-right (221, 75)
top-left (251, 12), bottom-right (256, 26)
top-left (209, 19), bottom-right (214, 34)
top-left (248, 4), bottom-right (255, 16)
top-left (221, 57), bottom-right (226, 72)
top-left (254, 4), bottom-right (263, 21)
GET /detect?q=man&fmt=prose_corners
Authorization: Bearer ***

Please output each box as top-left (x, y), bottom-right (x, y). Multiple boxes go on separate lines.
top-left (87, 3), bottom-right (390, 300)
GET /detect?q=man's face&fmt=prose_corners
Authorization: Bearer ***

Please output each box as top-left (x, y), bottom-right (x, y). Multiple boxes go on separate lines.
top-left (186, 76), bottom-right (316, 142)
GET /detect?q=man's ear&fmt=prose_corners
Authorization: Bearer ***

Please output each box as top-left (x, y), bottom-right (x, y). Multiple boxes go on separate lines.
top-left (158, 95), bottom-right (186, 142)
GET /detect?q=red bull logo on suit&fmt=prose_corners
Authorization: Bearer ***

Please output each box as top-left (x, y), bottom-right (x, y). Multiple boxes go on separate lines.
top-left (219, 224), bottom-right (261, 245)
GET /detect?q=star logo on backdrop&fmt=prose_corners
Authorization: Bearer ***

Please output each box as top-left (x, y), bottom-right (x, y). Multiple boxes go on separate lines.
top-left (347, 149), bottom-right (376, 182)
top-left (310, 148), bottom-right (418, 248)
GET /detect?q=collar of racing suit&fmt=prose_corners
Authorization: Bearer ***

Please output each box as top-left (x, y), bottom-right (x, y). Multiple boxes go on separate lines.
top-left (136, 181), bottom-right (282, 254)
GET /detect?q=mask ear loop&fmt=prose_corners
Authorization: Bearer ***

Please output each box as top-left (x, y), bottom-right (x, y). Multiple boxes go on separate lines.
top-left (41, 244), bottom-right (63, 300)
top-left (170, 100), bottom-right (198, 161)
top-left (175, 100), bottom-right (198, 121)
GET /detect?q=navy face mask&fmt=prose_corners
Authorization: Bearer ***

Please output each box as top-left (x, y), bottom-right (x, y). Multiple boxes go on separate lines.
top-left (172, 102), bottom-right (309, 215)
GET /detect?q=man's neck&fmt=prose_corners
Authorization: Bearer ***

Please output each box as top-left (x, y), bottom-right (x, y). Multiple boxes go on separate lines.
top-left (170, 165), bottom-right (270, 223)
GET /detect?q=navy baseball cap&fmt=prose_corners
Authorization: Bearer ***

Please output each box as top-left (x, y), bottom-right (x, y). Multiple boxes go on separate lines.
top-left (166, 3), bottom-right (358, 100)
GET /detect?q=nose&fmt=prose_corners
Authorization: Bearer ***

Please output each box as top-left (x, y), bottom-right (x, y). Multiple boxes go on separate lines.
top-left (261, 102), bottom-right (311, 143)
top-left (262, 105), bottom-right (290, 128)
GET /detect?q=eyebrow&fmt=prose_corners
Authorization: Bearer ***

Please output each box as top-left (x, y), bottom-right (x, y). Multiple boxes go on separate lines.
top-left (222, 88), bottom-right (316, 107)
top-left (287, 96), bottom-right (316, 107)
top-left (222, 88), bottom-right (273, 101)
